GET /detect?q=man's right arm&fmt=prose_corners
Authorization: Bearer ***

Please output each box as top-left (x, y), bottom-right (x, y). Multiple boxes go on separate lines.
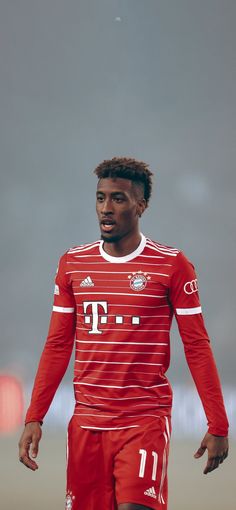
top-left (24, 296), bottom-right (76, 425)
top-left (18, 252), bottom-right (76, 469)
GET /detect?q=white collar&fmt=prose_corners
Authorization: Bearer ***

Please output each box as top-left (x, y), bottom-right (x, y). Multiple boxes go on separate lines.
top-left (99, 233), bottom-right (146, 263)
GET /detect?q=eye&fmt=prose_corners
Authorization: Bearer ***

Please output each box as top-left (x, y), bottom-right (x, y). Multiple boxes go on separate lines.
top-left (114, 196), bottom-right (124, 203)
top-left (96, 196), bottom-right (104, 202)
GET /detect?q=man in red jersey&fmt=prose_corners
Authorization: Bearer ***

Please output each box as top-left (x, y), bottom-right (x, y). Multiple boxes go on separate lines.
top-left (19, 157), bottom-right (229, 510)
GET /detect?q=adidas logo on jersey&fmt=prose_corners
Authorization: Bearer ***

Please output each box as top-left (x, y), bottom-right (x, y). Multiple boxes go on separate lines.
top-left (80, 276), bottom-right (94, 287)
top-left (144, 486), bottom-right (157, 499)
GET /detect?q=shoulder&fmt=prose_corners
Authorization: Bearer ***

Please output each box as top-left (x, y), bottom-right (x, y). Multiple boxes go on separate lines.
top-left (56, 240), bottom-right (100, 280)
top-left (145, 237), bottom-right (196, 273)
top-left (67, 240), bottom-right (100, 255)
top-left (56, 240), bottom-right (100, 269)
top-left (145, 237), bottom-right (180, 257)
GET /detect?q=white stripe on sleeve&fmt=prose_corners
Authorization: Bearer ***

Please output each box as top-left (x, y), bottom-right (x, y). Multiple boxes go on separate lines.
top-left (175, 306), bottom-right (202, 315)
top-left (53, 306), bottom-right (75, 313)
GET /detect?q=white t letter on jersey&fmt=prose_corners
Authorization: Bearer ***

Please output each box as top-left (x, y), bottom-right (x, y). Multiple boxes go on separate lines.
top-left (83, 301), bottom-right (108, 334)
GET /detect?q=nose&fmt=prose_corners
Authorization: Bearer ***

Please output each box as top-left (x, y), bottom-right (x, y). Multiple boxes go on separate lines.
top-left (101, 198), bottom-right (114, 215)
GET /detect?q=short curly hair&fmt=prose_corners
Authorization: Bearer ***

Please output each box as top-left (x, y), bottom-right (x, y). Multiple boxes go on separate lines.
top-left (94, 157), bottom-right (153, 205)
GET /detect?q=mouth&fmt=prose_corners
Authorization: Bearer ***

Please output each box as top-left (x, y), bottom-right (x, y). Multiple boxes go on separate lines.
top-left (100, 219), bottom-right (116, 233)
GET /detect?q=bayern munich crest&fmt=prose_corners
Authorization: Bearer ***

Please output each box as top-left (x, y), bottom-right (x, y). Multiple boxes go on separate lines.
top-left (65, 491), bottom-right (75, 510)
top-left (128, 271), bottom-right (151, 291)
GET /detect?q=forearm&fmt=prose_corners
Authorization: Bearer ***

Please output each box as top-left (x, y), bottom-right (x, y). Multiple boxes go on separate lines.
top-left (25, 341), bottom-right (73, 423)
top-left (184, 338), bottom-right (229, 436)
top-left (25, 312), bottom-right (75, 424)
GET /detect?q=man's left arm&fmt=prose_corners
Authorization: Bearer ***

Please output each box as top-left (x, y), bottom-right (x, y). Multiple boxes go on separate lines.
top-left (169, 251), bottom-right (229, 473)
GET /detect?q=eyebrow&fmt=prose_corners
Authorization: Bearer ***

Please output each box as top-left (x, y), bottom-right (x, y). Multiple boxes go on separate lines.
top-left (96, 191), bottom-right (127, 197)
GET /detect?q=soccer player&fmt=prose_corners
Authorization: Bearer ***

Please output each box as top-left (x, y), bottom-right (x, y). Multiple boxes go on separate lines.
top-left (19, 157), bottom-right (229, 510)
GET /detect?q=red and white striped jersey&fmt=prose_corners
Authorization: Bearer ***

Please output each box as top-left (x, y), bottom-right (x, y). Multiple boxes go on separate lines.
top-left (25, 234), bottom-right (229, 435)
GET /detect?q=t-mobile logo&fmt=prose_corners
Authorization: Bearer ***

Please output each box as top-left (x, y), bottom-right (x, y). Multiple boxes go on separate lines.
top-left (83, 301), bottom-right (108, 334)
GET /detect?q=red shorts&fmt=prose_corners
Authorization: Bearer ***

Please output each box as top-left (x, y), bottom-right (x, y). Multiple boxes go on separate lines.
top-left (66, 415), bottom-right (171, 510)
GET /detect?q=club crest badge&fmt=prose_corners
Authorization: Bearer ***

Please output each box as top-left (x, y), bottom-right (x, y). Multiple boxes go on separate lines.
top-left (128, 271), bottom-right (151, 291)
top-left (65, 491), bottom-right (75, 510)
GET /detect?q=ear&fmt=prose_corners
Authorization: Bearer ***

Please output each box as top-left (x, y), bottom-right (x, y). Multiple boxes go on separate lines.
top-left (137, 198), bottom-right (147, 218)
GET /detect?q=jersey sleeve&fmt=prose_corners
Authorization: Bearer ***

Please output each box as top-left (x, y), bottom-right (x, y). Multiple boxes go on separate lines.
top-left (169, 251), bottom-right (229, 436)
top-left (25, 252), bottom-right (76, 425)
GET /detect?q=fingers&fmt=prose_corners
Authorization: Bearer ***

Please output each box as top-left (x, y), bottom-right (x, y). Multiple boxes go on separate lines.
top-left (220, 449), bottom-right (229, 463)
top-left (19, 452), bottom-right (39, 471)
top-left (194, 433), bottom-right (229, 475)
top-left (204, 456), bottom-right (220, 474)
top-left (18, 438), bottom-right (39, 470)
top-left (31, 436), bottom-right (39, 459)
top-left (194, 445), bottom-right (206, 459)
top-left (18, 423), bottom-right (42, 471)
top-left (204, 449), bottom-right (229, 475)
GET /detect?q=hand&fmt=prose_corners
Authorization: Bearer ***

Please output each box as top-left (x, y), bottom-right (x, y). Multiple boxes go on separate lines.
top-left (18, 422), bottom-right (42, 471)
top-left (194, 432), bottom-right (229, 474)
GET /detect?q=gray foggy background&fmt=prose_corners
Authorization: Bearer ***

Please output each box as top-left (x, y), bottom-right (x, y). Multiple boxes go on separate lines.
top-left (0, 1), bottom-right (235, 508)
top-left (1, 0), bottom-right (235, 383)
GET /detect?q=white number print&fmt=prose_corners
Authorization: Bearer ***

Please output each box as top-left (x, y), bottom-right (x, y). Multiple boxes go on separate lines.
top-left (138, 449), bottom-right (158, 481)
top-left (152, 451), bottom-right (158, 481)
top-left (138, 449), bottom-right (147, 478)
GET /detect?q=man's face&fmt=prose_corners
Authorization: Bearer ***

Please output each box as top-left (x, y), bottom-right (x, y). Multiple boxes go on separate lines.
top-left (96, 177), bottom-right (145, 243)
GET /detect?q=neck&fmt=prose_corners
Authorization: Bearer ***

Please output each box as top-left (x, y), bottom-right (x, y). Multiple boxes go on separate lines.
top-left (102, 230), bottom-right (142, 257)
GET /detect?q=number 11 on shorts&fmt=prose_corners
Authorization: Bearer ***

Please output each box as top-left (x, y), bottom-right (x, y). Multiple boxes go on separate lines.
top-left (139, 449), bottom-right (158, 481)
